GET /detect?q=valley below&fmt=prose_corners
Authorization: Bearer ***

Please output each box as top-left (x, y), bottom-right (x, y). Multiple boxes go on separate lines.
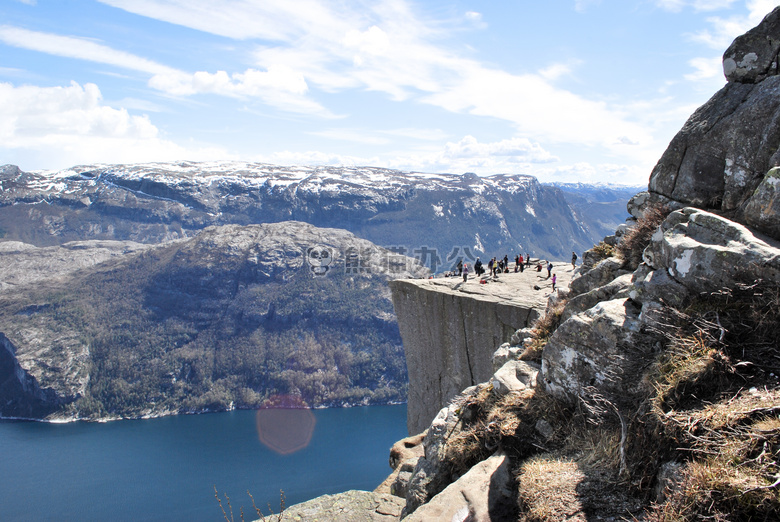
top-left (0, 162), bottom-right (635, 422)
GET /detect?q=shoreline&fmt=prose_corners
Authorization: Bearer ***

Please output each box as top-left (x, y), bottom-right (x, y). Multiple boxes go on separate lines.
top-left (0, 399), bottom-right (408, 424)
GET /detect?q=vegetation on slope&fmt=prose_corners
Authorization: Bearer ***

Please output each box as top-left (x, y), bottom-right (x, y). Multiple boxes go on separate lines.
top-left (423, 273), bottom-right (780, 520)
top-left (0, 230), bottom-right (411, 420)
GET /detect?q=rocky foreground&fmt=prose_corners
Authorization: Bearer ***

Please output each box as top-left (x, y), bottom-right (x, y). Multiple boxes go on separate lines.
top-left (258, 8), bottom-right (780, 521)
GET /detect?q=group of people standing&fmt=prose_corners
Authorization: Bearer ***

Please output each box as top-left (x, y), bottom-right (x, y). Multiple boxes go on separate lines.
top-left (445, 250), bottom-right (579, 291)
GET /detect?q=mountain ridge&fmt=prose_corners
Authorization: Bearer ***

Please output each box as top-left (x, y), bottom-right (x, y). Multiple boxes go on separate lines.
top-left (0, 162), bottom-right (637, 264)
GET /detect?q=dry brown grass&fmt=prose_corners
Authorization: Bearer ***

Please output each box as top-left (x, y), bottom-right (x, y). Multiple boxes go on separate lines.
top-left (639, 279), bottom-right (780, 520)
top-left (564, 424), bottom-right (624, 473)
top-left (441, 386), bottom-right (575, 480)
top-left (517, 455), bottom-right (586, 521)
top-left (520, 300), bottom-right (567, 362)
top-left (616, 203), bottom-right (670, 270)
top-left (590, 240), bottom-right (617, 259)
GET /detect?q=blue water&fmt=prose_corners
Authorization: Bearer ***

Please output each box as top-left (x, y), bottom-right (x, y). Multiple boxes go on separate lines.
top-left (0, 404), bottom-right (408, 521)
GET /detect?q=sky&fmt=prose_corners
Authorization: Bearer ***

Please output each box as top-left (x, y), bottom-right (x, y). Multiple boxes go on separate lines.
top-left (1, 0), bottom-right (778, 185)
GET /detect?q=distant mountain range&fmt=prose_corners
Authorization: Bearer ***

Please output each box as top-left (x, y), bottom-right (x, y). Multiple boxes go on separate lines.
top-left (0, 162), bottom-right (642, 267)
top-left (0, 161), bottom-right (642, 420)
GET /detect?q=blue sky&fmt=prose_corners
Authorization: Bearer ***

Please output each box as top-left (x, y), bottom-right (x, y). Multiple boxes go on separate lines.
top-left (1, 0), bottom-right (777, 184)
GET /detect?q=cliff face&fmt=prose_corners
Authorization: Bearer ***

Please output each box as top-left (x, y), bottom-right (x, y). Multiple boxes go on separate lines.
top-left (390, 267), bottom-right (574, 434)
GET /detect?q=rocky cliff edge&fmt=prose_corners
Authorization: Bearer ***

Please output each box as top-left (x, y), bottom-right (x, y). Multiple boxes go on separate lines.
top-left (390, 265), bottom-right (575, 435)
top-left (368, 8), bottom-right (780, 521)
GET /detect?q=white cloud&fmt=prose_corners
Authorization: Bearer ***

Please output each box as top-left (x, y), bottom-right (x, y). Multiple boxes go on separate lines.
top-left (441, 136), bottom-right (557, 162)
top-left (537, 162), bottom-right (649, 185)
top-left (0, 25), bottom-right (334, 116)
top-left (0, 81), bottom-right (227, 170)
top-left (98, 0), bottom-right (351, 41)
top-left (538, 61), bottom-right (581, 81)
top-left (680, 0), bottom-right (777, 89)
top-left (81, 0), bottom-right (658, 157)
top-left (654, 0), bottom-right (740, 12)
top-left (308, 128), bottom-right (390, 145)
top-left (379, 128), bottom-right (450, 141)
top-left (574, 0), bottom-right (603, 13)
top-left (0, 25), bottom-right (177, 76)
top-left (255, 149), bottom-right (363, 168)
top-left (463, 11), bottom-right (487, 29)
top-left (344, 25), bottom-right (392, 65)
top-left (249, 136), bottom-right (648, 186)
top-left (688, 0), bottom-right (778, 49)
top-left (148, 66), bottom-right (335, 116)
top-left (685, 56), bottom-right (724, 80)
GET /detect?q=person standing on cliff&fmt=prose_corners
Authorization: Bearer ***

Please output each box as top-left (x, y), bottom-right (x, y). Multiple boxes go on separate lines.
top-left (546, 261), bottom-right (553, 279)
top-left (462, 263), bottom-right (469, 282)
top-left (457, 259), bottom-right (463, 276)
top-left (552, 272), bottom-right (557, 291)
top-left (571, 251), bottom-right (578, 268)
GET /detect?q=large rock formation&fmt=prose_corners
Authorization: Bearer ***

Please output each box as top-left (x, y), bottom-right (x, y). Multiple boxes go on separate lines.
top-left (390, 266), bottom-right (575, 434)
top-left (639, 7), bottom-right (780, 240)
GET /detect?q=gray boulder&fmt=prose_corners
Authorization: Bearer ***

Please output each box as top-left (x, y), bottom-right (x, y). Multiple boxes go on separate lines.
top-left (403, 452), bottom-right (517, 522)
top-left (259, 490), bottom-right (404, 521)
top-left (391, 459), bottom-right (419, 499)
top-left (627, 191), bottom-right (684, 220)
top-left (630, 264), bottom-right (689, 311)
top-left (568, 256), bottom-right (629, 298)
top-left (376, 433), bottom-right (426, 497)
top-left (648, 77), bottom-right (780, 215)
top-left (490, 360), bottom-right (540, 397)
top-left (492, 343), bottom-right (523, 372)
top-left (403, 385), bottom-right (485, 516)
top-left (723, 6), bottom-right (780, 83)
top-left (744, 167), bottom-right (780, 237)
top-left (562, 272), bottom-right (634, 322)
top-left (643, 7), bottom-right (780, 238)
top-left (541, 298), bottom-right (645, 402)
top-left (510, 326), bottom-right (535, 347)
top-left (643, 208), bottom-right (780, 292)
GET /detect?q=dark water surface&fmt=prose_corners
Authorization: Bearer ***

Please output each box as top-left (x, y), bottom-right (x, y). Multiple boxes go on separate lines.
top-left (0, 404), bottom-right (407, 521)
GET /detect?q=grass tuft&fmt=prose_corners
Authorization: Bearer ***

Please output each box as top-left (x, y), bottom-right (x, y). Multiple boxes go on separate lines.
top-left (520, 300), bottom-right (567, 362)
top-left (615, 203), bottom-right (670, 270)
top-left (590, 241), bottom-right (616, 259)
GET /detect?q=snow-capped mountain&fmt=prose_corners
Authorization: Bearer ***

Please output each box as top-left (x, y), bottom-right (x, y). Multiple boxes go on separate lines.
top-left (0, 161), bottom-right (636, 264)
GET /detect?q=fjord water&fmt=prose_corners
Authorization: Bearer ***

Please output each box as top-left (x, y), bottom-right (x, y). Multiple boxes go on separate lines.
top-left (0, 404), bottom-right (407, 521)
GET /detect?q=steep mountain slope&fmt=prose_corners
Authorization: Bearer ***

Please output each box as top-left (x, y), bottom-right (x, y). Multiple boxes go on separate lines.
top-left (0, 221), bottom-right (426, 420)
top-left (0, 163), bottom-right (630, 263)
